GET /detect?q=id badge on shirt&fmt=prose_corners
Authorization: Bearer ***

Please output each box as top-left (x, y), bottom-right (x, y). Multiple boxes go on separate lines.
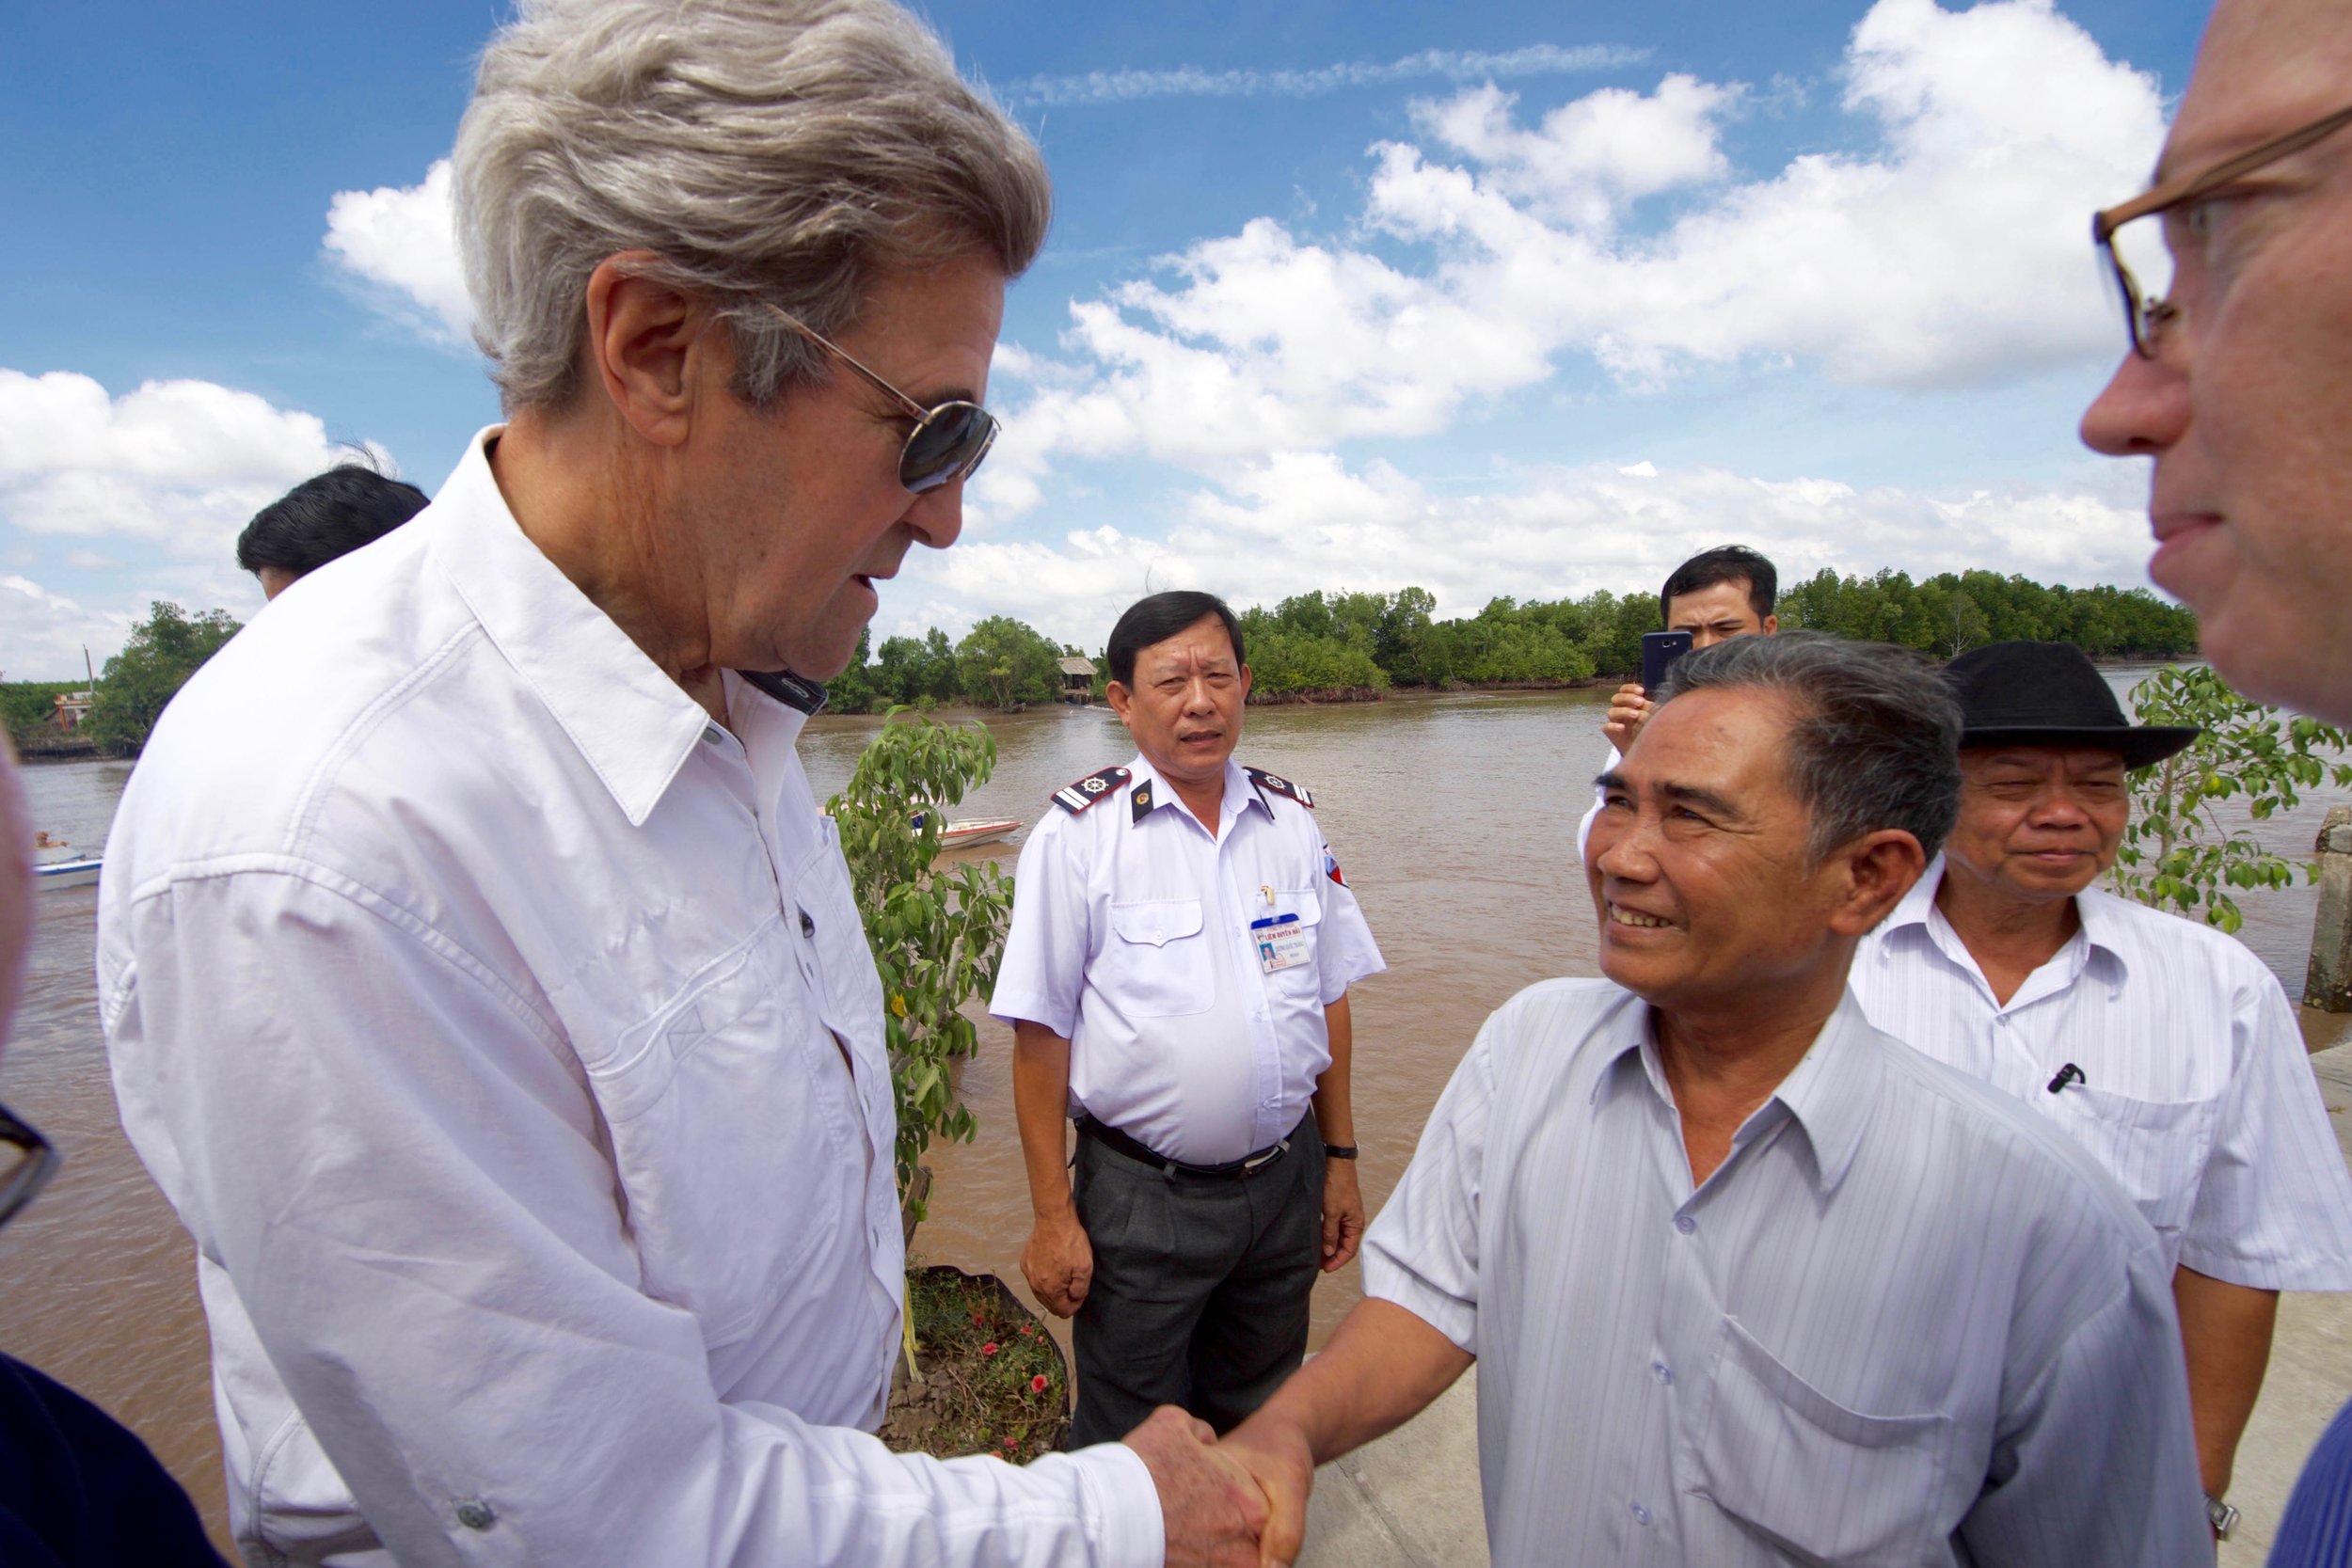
top-left (1252, 912), bottom-right (1311, 974)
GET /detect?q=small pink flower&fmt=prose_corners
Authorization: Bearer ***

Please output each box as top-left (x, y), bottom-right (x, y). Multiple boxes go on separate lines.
top-left (1018, 1323), bottom-right (1034, 1338)
top-left (981, 1341), bottom-right (999, 1356)
top-left (1003, 1436), bottom-right (1018, 1450)
top-left (1030, 1374), bottom-right (1049, 1394)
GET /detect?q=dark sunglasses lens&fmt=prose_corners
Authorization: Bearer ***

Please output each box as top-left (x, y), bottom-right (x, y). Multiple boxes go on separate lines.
top-left (899, 404), bottom-right (994, 493)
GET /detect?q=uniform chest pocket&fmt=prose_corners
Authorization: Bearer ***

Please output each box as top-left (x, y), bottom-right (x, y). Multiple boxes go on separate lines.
top-left (1692, 1316), bottom-right (1955, 1566)
top-left (2047, 1086), bottom-right (2217, 1240)
top-left (1104, 898), bottom-right (1214, 1018)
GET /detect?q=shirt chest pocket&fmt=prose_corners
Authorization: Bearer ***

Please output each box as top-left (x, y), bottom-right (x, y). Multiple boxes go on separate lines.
top-left (1692, 1317), bottom-right (1956, 1566)
top-left (584, 925), bottom-right (865, 1348)
top-left (2047, 1085), bottom-right (2218, 1240)
top-left (1104, 898), bottom-right (1214, 1018)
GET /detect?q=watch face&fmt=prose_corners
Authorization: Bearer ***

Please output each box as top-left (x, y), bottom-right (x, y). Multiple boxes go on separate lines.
top-left (2205, 1496), bottom-right (2238, 1539)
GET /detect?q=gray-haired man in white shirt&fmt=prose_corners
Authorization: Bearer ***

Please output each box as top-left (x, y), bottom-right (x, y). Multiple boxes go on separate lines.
top-left (1221, 632), bottom-right (2204, 1567)
top-left (97, 2), bottom-right (1263, 1564)
top-left (1850, 639), bottom-right (2352, 1543)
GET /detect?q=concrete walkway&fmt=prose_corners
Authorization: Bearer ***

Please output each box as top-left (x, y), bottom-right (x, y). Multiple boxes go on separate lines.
top-left (1296, 1036), bottom-right (2352, 1567)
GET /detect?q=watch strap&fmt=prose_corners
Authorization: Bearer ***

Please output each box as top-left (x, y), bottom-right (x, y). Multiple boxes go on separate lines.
top-left (1324, 1144), bottom-right (1359, 1160)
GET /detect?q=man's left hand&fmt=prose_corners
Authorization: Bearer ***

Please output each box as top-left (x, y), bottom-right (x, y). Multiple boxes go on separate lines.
top-left (1319, 1159), bottom-right (1364, 1273)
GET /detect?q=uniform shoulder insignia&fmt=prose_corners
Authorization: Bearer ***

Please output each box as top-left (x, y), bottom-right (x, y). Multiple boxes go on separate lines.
top-left (1052, 765), bottom-right (1132, 815)
top-left (1245, 766), bottom-right (1314, 809)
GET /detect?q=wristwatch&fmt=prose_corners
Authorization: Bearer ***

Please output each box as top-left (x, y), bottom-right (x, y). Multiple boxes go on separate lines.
top-left (1324, 1144), bottom-right (1359, 1161)
top-left (2205, 1493), bottom-right (2237, 1540)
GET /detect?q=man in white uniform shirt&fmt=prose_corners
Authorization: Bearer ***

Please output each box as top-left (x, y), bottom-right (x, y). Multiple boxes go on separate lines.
top-left (96, 3), bottom-right (1266, 1564)
top-left (1849, 638), bottom-right (2352, 1543)
top-left (1221, 632), bottom-right (2203, 1568)
top-left (993, 592), bottom-right (1385, 1449)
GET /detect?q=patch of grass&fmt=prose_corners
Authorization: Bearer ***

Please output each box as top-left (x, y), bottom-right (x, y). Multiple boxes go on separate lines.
top-left (880, 1267), bottom-right (1069, 1464)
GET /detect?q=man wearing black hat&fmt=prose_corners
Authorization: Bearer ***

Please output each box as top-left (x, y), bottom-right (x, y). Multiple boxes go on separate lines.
top-left (1849, 640), bottom-right (2352, 1544)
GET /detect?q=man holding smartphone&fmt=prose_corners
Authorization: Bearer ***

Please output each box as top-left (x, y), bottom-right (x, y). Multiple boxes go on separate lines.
top-left (1577, 545), bottom-right (1781, 856)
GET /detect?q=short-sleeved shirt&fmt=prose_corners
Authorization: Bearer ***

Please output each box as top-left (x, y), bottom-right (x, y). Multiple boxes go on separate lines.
top-left (1851, 859), bottom-right (2352, 1289)
top-left (991, 755), bottom-right (1384, 1164)
top-left (1364, 979), bottom-right (2203, 1567)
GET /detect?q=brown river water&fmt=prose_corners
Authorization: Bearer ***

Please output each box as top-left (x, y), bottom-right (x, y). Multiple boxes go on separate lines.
top-left (5, 671), bottom-right (2342, 1551)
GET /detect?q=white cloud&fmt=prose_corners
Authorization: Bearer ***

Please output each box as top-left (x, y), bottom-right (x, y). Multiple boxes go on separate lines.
top-left (916, 451), bottom-right (2157, 653)
top-left (986, 0), bottom-right (2164, 511)
top-left (0, 370), bottom-right (348, 554)
top-left (1008, 43), bottom-right (1650, 107)
top-left (323, 158), bottom-right (474, 346)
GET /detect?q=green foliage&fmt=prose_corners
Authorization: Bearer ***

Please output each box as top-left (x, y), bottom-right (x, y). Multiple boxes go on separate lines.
top-left (1776, 569), bottom-right (2197, 660)
top-left (0, 682), bottom-right (80, 745)
top-left (875, 628), bottom-right (961, 707)
top-left (2109, 664), bottom-right (2352, 933)
top-left (824, 629), bottom-right (883, 715)
top-left (955, 616), bottom-right (1059, 711)
top-left (828, 711), bottom-right (1015, 1212)
top-left (85, 602), bottom-right (242, 754)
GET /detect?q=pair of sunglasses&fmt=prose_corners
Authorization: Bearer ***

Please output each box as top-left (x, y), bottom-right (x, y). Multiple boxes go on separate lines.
top-left (765, 306), bottom-right (999, 494)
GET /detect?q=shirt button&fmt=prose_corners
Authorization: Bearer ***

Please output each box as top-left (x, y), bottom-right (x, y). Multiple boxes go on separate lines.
top-left (800, 910), bottom-right (816, 939)
top-left (1629, 1501), bottom-right (1653, 1527)
top-left (702, 724), bottom-right (723, 746)
top-left (1652, 1361), bottom-right (1674, 1386)
top-left (455, 1499), bottom-right (496, 1530)
top-left (1675, 1214), bottom-right (1697, 1235)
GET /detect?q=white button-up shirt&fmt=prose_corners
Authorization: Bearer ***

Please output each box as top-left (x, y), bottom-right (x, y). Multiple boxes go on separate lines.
top-left (1365, 978), bottom-right (2204, 1568)
top-left (991, 757), bottom-right (1384, 1164)
top-left (98, 431), bottom-right (1160, 1568)
top-left (1851, 859), bottom-right (2352, 1288)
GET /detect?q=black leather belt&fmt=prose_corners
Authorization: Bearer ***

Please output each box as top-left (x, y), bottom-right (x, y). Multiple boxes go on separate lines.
top-left (1076, 1115), bottom-right (1306, 1179)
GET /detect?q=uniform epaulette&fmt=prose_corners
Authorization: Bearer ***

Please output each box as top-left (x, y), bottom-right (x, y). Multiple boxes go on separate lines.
top-left (1051, 766), bottom-right (1132, 815)
top-left (1245, 766), bottom-right (1313, 809)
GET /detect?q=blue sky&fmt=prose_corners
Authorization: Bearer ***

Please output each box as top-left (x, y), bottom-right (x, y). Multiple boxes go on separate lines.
top-left (0, 0), bottom-right (2204, 678)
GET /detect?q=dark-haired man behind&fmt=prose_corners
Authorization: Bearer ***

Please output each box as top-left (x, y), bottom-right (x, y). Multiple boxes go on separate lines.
top-left (1223, 632), bottom-right (2202, 1567)
top-left (1578, 544), bottom-right (1778, 857)
top-left (993, 590), bottom-right (1385, 1446)
top-left (235, 466), bottom-right (428, 600)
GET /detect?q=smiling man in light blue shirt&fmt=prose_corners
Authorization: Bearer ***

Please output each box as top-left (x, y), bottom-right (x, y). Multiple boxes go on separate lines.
top-left (1222, 632), bottom-right (2203, 1568)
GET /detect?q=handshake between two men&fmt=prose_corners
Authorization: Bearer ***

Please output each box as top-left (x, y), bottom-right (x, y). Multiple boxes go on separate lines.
top-left (1099, 634), bottom-right (2216, 1568)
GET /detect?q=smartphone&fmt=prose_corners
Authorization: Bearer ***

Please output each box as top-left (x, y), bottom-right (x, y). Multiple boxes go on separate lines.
top-left (1641, 630), bottom-right (1694, 693)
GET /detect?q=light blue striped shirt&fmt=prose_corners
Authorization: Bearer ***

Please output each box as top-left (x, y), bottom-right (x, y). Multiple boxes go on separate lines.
top-left (1364, 978), bottom-right (2205, 1567)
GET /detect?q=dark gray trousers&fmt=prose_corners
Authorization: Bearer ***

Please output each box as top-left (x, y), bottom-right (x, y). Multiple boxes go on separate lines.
top-left (1069, 1116), bottom-right (1323, 1447)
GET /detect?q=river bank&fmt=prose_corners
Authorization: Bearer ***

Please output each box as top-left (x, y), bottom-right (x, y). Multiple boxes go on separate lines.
top-left (3, 673), bottom-right (2335, 1555)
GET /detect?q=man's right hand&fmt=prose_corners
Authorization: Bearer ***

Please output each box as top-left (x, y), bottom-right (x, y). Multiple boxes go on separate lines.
top-left (1021, 1208), bottom-right (1093, 1317)
top-left (1600, 681), bottom-right (1650, 752)
top-left (1218, 1412), bottom-right (1316, 1568)
top-left (1124, 1406), bottom-right (1271, 1568)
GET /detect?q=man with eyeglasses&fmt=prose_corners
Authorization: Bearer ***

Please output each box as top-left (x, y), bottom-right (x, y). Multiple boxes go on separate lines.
top-left (97, 3), bottom-right (1263, 1565)
top-left (2079, 3), bottom-right (2352, 1560)
top-left (0, 740), bottom-right (227, 1565)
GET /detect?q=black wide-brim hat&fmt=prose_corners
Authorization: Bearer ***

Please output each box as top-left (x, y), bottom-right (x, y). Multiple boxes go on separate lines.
top-left (1946, 641), bottom-right (2200, 770)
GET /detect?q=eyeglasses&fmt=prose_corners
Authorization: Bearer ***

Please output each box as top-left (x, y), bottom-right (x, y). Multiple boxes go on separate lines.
top-left (0, 1101), bottom-right (57, 1231)
top-left (2093, 99), bottom-right (2352, 358)
top-left (764, 306), bottom-right (999, 494)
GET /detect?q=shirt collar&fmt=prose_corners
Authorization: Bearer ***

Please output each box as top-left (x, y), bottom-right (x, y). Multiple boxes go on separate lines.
top-left (1126, 754), bottom-right (1267, 832)
top-left (1879, 854), bottom-right (2131, 990)
top-left (423, 428), bottom-right (713, 828)
top-left (1589, 987), bottom-right (1880, 1196)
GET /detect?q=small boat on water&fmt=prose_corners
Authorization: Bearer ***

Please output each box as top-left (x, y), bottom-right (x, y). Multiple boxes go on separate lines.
top-left (937, 818), bottom-right (1022, 850)
top-left (34, 837), bottom-right (102, 892)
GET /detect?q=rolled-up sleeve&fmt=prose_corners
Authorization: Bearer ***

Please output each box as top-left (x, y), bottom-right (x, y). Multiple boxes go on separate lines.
top-left (1360, 1022), bottom-right (1495, 1355)
top-left (2179, 971), bottom-right (2352, 1291)
top-left (104, 864), bottom-right (1162, 1568)
top-left (990, 821), bottom-right (1089, 1038)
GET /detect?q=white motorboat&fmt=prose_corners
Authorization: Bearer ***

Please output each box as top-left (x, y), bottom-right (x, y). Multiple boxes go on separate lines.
top-left (938, 818), bottom-right (1022, 850)
top-left (34, 842), bottom-right (102, 891)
